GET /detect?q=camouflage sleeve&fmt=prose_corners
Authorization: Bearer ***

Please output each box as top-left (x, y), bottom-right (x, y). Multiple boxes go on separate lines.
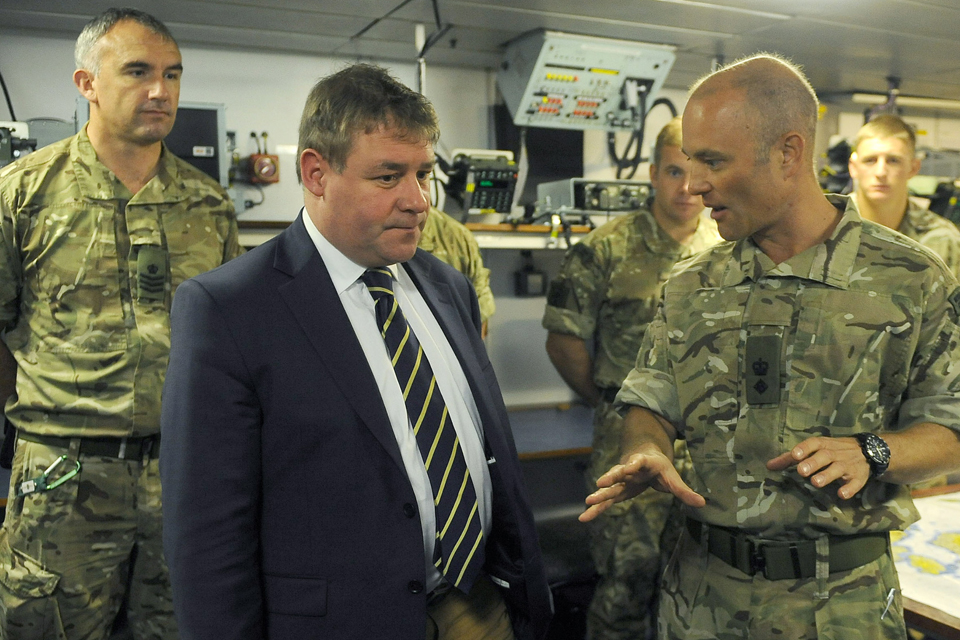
top-left (899, 275), bottom-right (960, 434)
top-left (212, 192), bottom-right (245, 263)
top-left (0, 177), bottom-right (22, 333)
top-left (221, 213), bottom-right (245, 263)
top-left (542, 240), bottom-right (606, 339)
top-left (472, 265), bottom-right (496, 324)
top-left (923, 232), bottom-right (960, 281)
top-left (455, 231), bottom-right (495, 323)
top-left (420, 210), bottom-right (494, 322)
top-left (614, 304), bottom-right (683, 429)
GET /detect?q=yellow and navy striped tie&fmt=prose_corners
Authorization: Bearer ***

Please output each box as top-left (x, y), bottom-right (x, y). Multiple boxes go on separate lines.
top-left (361, 267), bottom-right (484, 593)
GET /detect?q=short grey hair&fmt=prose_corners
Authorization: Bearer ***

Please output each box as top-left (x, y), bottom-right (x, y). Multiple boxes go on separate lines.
top-left (75, 7), bottom-right (177, 75)
top-left (690, 53), bottom-right (819, 163)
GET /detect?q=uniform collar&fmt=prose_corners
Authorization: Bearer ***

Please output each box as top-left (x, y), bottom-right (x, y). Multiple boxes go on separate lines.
top-left (636, 206), bottom-right (683, 256)
top-left (899, 196), bottom-right (937, 234)
top-left (721, 194), bottom-right (861, 289)
top-left (71, 124), bottom-right (187, 204)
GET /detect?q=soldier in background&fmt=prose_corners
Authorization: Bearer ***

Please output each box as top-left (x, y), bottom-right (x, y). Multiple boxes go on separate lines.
top-left (582, 53), bottom-right (960, 640)
top-left (0, 8), bottom-right (242, 638)
top-left (419, 206), bottom-right (496, 337)
top-left (849, 114), bottom-right (960, 278)
top-left (542, 117), bottom-right (720, 640)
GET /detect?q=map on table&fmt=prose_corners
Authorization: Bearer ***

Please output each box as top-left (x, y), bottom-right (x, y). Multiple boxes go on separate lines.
top-left (892, 492), bottom-right (960, 618)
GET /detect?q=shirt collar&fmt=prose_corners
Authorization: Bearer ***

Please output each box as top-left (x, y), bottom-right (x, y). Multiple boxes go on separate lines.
top-left (72, 124), bottom-right (184, 204)
top-left (900, 196), bottom-right (937, 234)
top-left (721, 194), bottom-right (861, 289)
top-left (301, 210), bottom-right (398, 295)
top-left (636, 207), bottom-right (684, 256)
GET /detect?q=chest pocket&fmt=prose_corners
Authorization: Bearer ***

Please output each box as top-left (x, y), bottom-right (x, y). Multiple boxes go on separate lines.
top-left (31, 203), bottom-right (128, 353)
top-left (163, 210), bottom-right (227, 291)
top-left (789, 289), bottom-right (913, 432)
top-left (602, 259), bottom-right (672, 353)
top-left (665, 287), bottom-right (745, 461)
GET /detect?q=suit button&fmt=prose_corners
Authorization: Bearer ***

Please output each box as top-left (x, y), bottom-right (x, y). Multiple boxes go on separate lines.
top-left (408, 580), bottom-right (424, 594)
top-left (403, 503), bottom-right (416, 518)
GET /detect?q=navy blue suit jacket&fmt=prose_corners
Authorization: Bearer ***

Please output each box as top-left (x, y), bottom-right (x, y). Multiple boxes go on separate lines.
top-left (160, 214), bottom-right (551, 639)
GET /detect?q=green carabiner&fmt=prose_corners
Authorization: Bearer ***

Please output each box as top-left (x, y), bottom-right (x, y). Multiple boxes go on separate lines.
top-left (17, 455), bottom-right (82, 497)
top-left (41, 455), bottom-right (82, 491)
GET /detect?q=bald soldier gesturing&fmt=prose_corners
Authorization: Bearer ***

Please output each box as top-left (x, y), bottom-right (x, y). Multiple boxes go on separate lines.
top-left (581, 54), bottom-right (960, 640)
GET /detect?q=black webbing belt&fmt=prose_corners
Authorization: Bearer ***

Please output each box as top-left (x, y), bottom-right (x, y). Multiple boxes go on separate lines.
top-left (16, 431), bottom-right (160, 460)
top-left (686, 518), bottom-right (889, 581)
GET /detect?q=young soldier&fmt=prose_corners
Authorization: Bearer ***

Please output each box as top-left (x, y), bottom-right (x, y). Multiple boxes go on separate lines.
top-left (849, 113), bottom-right (960, 277)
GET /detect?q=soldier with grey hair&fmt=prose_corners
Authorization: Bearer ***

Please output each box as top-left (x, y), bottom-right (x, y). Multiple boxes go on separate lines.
top-left (0, 6), bottom-right (242, 639)
top-left (581, 53), bottom-right (960, 639)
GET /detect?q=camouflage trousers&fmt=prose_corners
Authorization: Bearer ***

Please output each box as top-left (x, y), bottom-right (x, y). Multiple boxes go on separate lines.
top-left (659, 528), bottom-right (907, 640)
top-left (585, 399), bottom-right (691, 640)
top-left (0, 437), bottom-right (177, 640)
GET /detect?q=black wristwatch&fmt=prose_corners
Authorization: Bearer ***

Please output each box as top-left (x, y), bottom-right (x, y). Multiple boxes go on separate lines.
top-left (854, 432), bottom-right (891, 478)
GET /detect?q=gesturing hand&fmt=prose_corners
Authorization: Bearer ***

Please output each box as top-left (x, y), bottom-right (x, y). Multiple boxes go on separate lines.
top-left (580, 443), bottom-right (705, 522)
top-left (766, 436), bottom-right (870, 500)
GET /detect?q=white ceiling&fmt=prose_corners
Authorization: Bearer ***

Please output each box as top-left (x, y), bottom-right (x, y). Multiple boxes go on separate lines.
top-left (4, 0), bottom-right (960, 103)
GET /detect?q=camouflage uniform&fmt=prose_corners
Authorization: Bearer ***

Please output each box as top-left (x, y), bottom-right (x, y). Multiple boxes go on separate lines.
top-left (898, 196), bottom-right (960, 490)
top-left (0, 127), bottom-right (243, 639)
top-left (542, 206), bottom-right (721, 640)
top-left (617, 195), bottom-right (960, 639)
top-left (899, 196), bottom-right (960, 279)
top-left (419, 207), bottom-right (496, 323)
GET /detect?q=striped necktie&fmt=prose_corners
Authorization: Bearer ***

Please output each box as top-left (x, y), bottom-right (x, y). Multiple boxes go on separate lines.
top-left (361, 267), bottom-right (484, 592)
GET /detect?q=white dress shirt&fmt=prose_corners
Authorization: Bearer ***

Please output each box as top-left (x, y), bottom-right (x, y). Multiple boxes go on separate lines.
top-left (301, 211), bottom-right (492, 592)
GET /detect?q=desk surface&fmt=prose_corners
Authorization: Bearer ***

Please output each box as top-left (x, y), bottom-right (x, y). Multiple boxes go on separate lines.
top-left (898, 484), bottom-right (960, 639)
top-left (508, 403), bottom-right (593, 456)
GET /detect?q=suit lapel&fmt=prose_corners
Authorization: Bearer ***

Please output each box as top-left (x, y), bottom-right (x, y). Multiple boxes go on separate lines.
top-left (403, 254), bottom-right (501, 442)
top-left (275, 217), bottom-right (407, 475)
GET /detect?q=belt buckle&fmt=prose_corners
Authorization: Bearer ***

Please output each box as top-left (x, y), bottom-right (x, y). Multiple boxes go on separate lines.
top-left (748, 540), bottom-right (767, 578)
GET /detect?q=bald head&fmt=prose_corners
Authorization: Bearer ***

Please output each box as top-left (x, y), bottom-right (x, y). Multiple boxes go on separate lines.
top-left (689, 54), bottom-right (819, 163)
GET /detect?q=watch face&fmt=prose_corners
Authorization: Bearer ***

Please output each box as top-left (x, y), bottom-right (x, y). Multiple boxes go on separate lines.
top-left (859, 433), bottom-right (891, 476)
top-left (866, 435), bottom-right (891, 464)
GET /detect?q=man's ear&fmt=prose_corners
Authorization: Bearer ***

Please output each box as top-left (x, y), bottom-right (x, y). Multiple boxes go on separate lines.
top-left (908, 155), bottom-right (922, 179)
top-left (848, 151), bottom-right (859, 179)
top-left (300, 149), bottom-right (329, 198)
top-left (73, 69), bottom-right (96, 102)
top-left (780, 131), bottom-right (805, 178)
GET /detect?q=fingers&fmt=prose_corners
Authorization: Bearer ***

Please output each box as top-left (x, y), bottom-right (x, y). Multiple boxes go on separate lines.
top-left (765, 450), bottom-right (797, 471)
top-left (579, 482), bottom-right (630, 522)
top-left (594, 451), bottom-right (660, 489)
top-left (580, 453), bottom-right (707, 523)
top-left (579, 501), bottom-right (611, 522)
top-left (766, 436), bottom-right (870, 500)
top-left (657, 472), bottom-right (707, 508)
top-left (594, 462), bottom-right (632, 489)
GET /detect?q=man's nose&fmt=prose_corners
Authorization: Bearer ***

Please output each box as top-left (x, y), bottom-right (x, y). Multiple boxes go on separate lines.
top-left (687, 168), bottom-right (709, 196)
top-left (398, 176), bottom-right (429, 213)
top-left (147, 76), bottom-right (170, 101)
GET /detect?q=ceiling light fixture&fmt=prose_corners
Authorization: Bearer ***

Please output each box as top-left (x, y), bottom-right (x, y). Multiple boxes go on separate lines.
top-left (851, 93), bottom-right (960, 111)
top-left (650, 0), bottom-right (791, 20)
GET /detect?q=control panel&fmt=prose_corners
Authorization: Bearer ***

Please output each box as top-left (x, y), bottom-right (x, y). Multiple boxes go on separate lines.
top-left (537, 178), bottom-right (651, 212)
top-left (445, 149), bottom-right (518, 215)
top-left (498, 30), bottom-right (675, 132)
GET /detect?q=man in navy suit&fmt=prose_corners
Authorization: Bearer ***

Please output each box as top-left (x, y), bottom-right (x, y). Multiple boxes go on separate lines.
top-left (159, 64), bottom-right (551, 640)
